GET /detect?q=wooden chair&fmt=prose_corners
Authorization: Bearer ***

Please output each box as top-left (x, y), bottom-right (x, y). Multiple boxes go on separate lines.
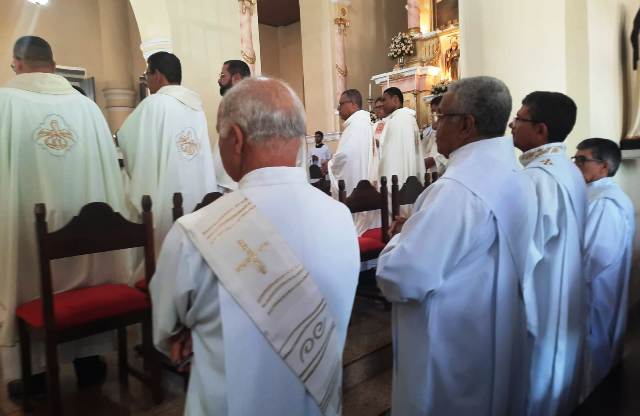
top-left (391, 175), bottom-right (426, 219)
top-left (424, 172), bottom-right (432, 188)
top-left (338, 178), bottom-right (389, 262)
top-left (16, 197), bottom-right (162, 415)
top-left (311, 178), bottom-right (331, 196)
top-left (309, 164), bottom-right (324, 180)
top-left (135, 191), bottom-right (223, 293)
top-left (172, 191), bottom-right (223, 222)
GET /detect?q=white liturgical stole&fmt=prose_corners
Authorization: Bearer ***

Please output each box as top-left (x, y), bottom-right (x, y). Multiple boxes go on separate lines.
top-left (178, 191), bottom-right (341, 416)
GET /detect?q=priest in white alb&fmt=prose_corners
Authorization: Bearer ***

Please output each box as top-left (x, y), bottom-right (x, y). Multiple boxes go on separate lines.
top-left (372, 96), bottom-right (387, 149)
top-left (378, 87), bottom-right (425, 187)
top-left (150, 77), bottom-right (360, 415)
top-left (118, 52), bottom-right (217, 253)
top-left (510, 91), bottom-right (588, 416)
top-left (376, 77), bottom-right (536, 415)
top-left (329, 88), bottom-right (379, 234)
top-left (422, 94), bottom-right (448, 175)
top-left (0, 36), bottom-right (129, 387)
top-left (574, 138), bottom-right (634, 395)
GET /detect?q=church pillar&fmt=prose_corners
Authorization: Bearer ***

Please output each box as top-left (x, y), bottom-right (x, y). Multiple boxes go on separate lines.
top-left (334, 3), bottom-right (349, 102)
top-left (300, 0), bottom-right (338, 133)
top-left (407, 0), bottom-right (421, 34)
top-left (128, 0), bottom-right (174, 58)
top-left (98, 0), bottom-right (136, 132)
top-left (419, 0), bottom-right (432, 33)
top-left (238, 0), bottom-right (257, 74)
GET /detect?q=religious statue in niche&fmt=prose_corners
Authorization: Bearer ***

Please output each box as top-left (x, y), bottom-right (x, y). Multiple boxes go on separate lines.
top-left (445, 40), bottom-right (460, 81)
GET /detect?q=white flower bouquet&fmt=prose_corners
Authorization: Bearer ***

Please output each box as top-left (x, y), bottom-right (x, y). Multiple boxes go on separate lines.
top-left (388, 32), bottom-right (415, 59)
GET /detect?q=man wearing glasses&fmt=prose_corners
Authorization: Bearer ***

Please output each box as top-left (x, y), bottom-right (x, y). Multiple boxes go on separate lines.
top-left (510, 91), bottom-right (588, 416)
top-left (377, 76), bottom-right (536, 415)
top-left (0, 36), bottom-right (129, 393)
top-left (573, 138), bottom-right (634, 397)
top-left (118, 51), bottom-right (217, 255)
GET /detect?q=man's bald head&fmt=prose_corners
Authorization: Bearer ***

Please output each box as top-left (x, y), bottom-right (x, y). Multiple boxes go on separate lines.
top-left (12, 36), bottom-right (55, 74)
top-left (217, 77), bottom-right (307, 181)
top-left (218, 77), bottom-right (306, 143)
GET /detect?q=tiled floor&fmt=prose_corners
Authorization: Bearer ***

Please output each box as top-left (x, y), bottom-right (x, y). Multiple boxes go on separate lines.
top-left (573, 309), bottom-right (640, 416)
top-left (0, 298), bottom-right (393, 416)
top-left (3, 300), bottom-right (637, 416)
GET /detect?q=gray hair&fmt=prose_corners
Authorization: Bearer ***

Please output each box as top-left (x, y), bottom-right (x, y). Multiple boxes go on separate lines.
top-left (217, 77), bottom-right (306, 143)
top-left (577, 138), bottom-right (621, 176)
top-left (448, 76), bottom-right (512, 138)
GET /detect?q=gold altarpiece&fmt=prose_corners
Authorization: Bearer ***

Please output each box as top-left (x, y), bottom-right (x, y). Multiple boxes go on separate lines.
top-left (370, 0), bottom-right (460, 129)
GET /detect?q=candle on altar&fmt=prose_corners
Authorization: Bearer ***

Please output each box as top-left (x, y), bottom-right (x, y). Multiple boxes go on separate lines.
top-left (368, 82), bottom-right (372, 100)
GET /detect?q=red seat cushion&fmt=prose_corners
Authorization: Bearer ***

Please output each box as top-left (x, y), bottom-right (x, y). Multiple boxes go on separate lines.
top-left (361, 227), bottom-right (383, 242)
top-left (358, 237), bottom-right (385, 255)
top-left (135, 278), bottom-right (148, 292)
top-left (16, 284), bottom-right (150, 330)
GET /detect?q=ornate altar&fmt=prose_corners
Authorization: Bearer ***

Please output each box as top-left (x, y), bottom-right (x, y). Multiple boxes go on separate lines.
top-left (370, 0), bottom-right (460, 129)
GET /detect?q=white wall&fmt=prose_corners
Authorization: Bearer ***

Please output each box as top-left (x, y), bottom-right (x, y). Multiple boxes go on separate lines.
top-left (461, 0), bottom-right (640, 305)
top-left (258, 22), bottom-right (305, 103)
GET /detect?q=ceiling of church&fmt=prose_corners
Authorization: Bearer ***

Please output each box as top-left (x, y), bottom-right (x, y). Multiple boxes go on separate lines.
top-left (258, 0), bottom-right (300, 27)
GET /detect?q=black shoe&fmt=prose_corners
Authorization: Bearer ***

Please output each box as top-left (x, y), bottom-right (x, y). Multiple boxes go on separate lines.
top-left (73, 355), bottom-right (107, 388)
top-left (7, 372), bottom-right (47, 399)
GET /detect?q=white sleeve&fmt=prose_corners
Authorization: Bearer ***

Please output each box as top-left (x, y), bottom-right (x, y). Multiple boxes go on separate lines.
top-left (149, 224), bottom-right (214, 356)
top-left (376, 180), bottom-right (492, 302)
top-left (584, 198), bottom-right (627, 277)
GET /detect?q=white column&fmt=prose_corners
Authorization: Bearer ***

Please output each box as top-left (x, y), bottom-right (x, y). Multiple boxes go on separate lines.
top-left (238, 0), bottom-right (257, 74)
top-left (128, 0), bottom-right (174, 58)
top-left (407, 0), bottom-right (420, 34)
top-left (334, 5), bottom-right (349, 102)
top-left (98, 0), bottom-right (136, 132)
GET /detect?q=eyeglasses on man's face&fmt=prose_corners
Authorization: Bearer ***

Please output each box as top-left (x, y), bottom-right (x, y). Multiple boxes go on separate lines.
top-left (432, 112), bottom-right (466, 123)
top-left (511, 116), bottom-right (539, 125)
top-left (572, 155), bottom-right (604, 166)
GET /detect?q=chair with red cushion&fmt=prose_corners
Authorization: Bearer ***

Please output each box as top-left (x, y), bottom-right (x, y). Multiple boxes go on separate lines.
top-left (16, 196), bottom-right (162, 415)
top-left (338, 178), bottom-right (389, 261)
top-left (391, 175), bottom-right (426, 219)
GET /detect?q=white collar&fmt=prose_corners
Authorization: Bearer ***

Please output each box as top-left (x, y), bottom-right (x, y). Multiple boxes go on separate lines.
top-left (344, 110), bottom-right (371, 128)
top-left (239, 167), bottom-right (307, 189)
top-left (4, 73), bottom-right (76, 95)
top-left (519, 142), bottom-right (566, 166)
top-left (587, 176), bottom-right (614, 190)
top-left (448, 136), bottom-right (516, 168)
top-left (156, 85), bottom-right (203, 111)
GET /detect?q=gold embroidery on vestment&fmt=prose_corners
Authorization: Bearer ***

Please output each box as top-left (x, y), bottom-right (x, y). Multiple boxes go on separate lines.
top-left (33, 115), bottom-right (76, 156)
top-left (175, 128), bottom-right (201, 160)
top-left (203, 198), bottom-right (249, 235)
top-left (235, 239), bottom-right (269, 274)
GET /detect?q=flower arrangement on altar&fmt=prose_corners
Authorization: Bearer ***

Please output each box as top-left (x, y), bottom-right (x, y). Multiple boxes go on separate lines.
top-left (430, 80), bottom-right (451, 96)
top-left (388, 32), bottom-right (415, 59)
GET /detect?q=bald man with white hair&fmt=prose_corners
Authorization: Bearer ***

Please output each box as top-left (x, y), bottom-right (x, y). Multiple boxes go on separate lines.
top-left (150, 77), bottom-right (359, 416)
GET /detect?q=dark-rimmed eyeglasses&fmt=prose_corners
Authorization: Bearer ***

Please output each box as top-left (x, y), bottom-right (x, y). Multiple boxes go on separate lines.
top-left (432, 112), bottom-right (466, 123)
top-left (512, 116), bottom-right (539, 125)
top-left (572, 155), bottom-right (604, 165)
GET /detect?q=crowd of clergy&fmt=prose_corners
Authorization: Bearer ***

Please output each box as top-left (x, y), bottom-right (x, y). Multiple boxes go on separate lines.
top-left (0, 34), bottom-right (635, 416)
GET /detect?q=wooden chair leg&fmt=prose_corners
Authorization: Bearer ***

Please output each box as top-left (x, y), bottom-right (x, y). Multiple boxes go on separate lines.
top-left (142, 317), bottom-right (163, 404)
top-left (117, 326), bottom-right (129, 385)
top-left (44, 332), bottom-right (62, 416)
top-left (17, 320), bottom-right (33, 412)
